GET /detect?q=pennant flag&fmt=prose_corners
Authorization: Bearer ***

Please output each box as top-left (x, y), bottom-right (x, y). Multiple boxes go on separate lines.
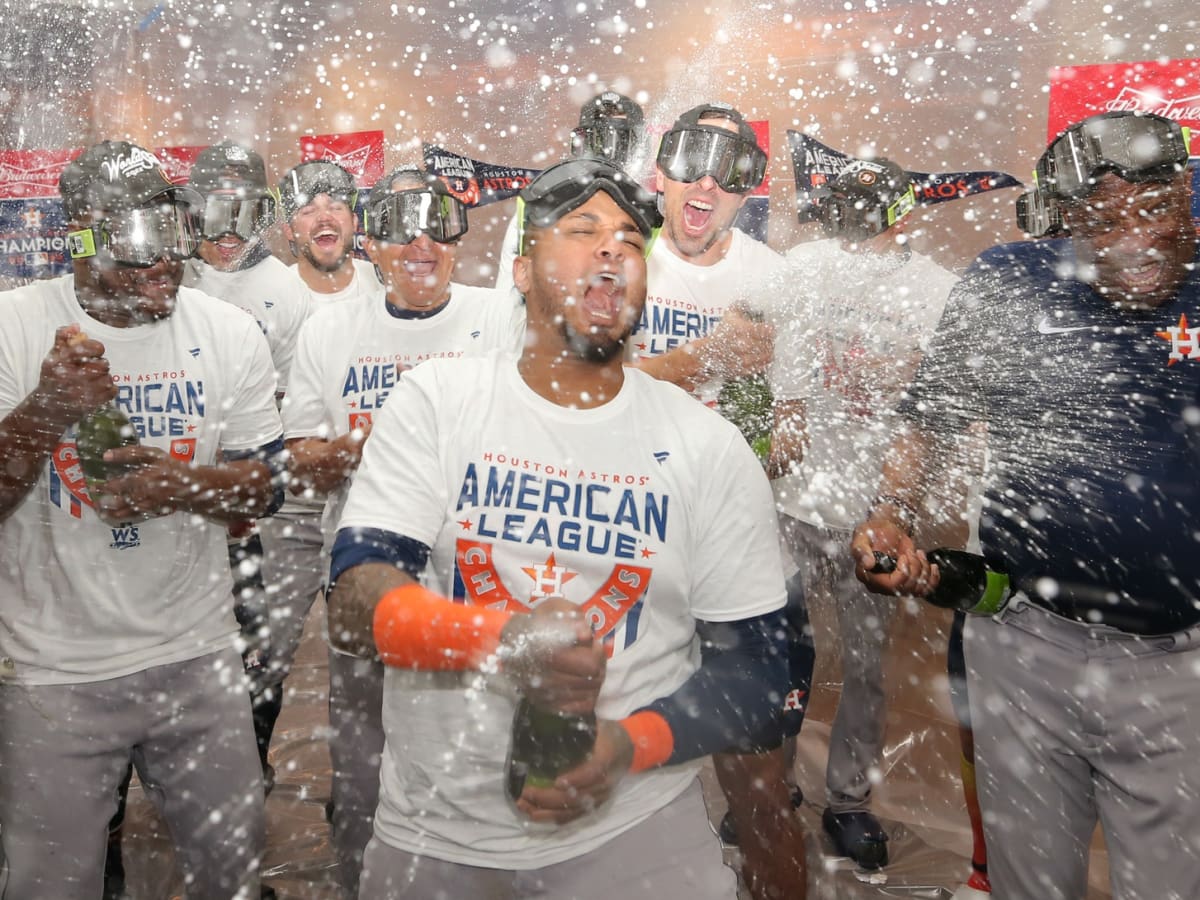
top-left (422, 144), bottom-right (540, 208)
top-left (787, 131), bottom-right (1022, 223)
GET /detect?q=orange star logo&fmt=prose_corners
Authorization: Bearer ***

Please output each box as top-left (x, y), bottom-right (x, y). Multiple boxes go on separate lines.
top-left (1155, 312), bottom-right (1200, 367)
top-left (521, 553), bottom-right (578, 600)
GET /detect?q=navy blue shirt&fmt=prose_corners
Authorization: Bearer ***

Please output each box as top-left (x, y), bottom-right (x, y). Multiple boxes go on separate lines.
top-left (900, 239), bottom-right (1200, 634)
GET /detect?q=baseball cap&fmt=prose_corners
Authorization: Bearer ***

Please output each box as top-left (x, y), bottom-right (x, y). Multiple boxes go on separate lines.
top-left (188, 141), bottom-right (270, 195)
top-left (814, 158), bottom-right (916, 241)
top-left (60, 140), bottom-right (200, 221)
top-left (518, 157), bottom-right (662, 254)
top-left (571, 92), bottom-right (645, 167)
top-left (656, 101), bottom-right (767, 194)
top-left (278, 160), bottom-right (358, 219)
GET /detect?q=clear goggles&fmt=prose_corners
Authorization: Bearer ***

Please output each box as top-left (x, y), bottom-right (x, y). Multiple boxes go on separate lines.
top-left (201, 193), bottom-right (277, 241)
top-left (656, 125), bottom-right (767, 194)
top-left (1014, 187), bottom-right (1064, 238)
top-left (815, 183), bottom-right (916, 242)
top-left (1036, 111), bottom-right (1191, 200)
top-left (570, 123), bottom-right (638, 168)
top-left (364, 189), bottom-right (469, 244)
top-left (67, 201), bottom-right (200, 267)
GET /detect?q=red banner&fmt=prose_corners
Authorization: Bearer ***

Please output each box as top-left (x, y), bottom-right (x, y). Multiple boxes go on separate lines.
top-left (299, 130), bottom-right (385, 187)
top-left (155, 146), bottom-right (206, 185)
top-left (0, 149), bottom-right (82, 200)
top-left (1048, 58), bottom-right (1200, 139)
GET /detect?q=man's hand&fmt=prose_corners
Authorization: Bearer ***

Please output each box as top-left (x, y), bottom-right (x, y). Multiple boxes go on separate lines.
top-left (515, 719), bottom-right (633, 824)
top-left (850, 515), bottom-right (938, 596)
top-left (93, 445), bottom-right (191, 524)
top-left (698, 311), bottom-right (775, 381)
top-left (37, 325), bottom-right (116, 421)
top-left (287, 426), bottom-right (372, 496)
top-left (499, 597), bottom-right (605, 716)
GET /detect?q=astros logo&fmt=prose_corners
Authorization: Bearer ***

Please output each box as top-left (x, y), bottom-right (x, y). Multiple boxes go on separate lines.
top-left (21, 207), bottom-right (43, 230)
top-left (1155, 312), bottom-right (1200, 366)
top-left (453, 540), bottom-right (653, 656)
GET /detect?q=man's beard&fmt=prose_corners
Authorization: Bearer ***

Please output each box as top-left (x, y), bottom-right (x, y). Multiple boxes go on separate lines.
top-left (301, 240), bottom-right (351, 274)
top-left (560, 318), bottom-right (629, 363)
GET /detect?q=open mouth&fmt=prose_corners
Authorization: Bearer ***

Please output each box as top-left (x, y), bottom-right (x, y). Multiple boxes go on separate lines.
top-left (682, 198), bottom-right (714, 234)
top-left (312, 227), bottom-right (342, 250)
top-left (1114, 260), bottom-right (1166, 294)
top-left (402, 258), bottom-right (437, 279)
top-left (581, 271), bottom-right (624, 324)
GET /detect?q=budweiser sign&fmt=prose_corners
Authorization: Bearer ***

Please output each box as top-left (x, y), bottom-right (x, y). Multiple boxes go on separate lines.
top-left (1102, 86), bottom-right (1200, 122)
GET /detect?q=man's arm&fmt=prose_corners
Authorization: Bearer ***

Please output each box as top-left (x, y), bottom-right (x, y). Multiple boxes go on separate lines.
top-left (766, 397), bottom-right (807, 480)
top-left (633, 311), bottom-right (775, 391)
top-left (0, 326), bottom-right (116, 521)
top-left (96, 437), bottom-right (286, 525)
top-left (285, 429), bottom-right (371, 496)
top-left (849, 422), bottom-right (940, 595)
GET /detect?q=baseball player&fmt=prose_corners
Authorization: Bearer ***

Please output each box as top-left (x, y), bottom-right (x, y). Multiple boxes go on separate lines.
top-left (0, 140), bottom-right (285, 899)
top-left (283, 165), bottom-right (524, 897)
top-left (852, 111), bottom-right (1200, 899)
top-left (325, 157), bottom-right (789, 899)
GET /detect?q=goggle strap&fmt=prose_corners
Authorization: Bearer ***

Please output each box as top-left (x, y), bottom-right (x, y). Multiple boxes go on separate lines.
top-left (516, 196), bottom-right (527, 256)
top-left (642, 225), bottom-right (660, 259)
top-left (67, 228), bottom-right (97, 260)
top-left (1183, 127), bottom-right (1192, 156)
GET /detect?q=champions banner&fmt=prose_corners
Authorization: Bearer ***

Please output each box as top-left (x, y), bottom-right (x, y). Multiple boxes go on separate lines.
top-left (787, 131), bottom-right (1023, 223)
top-left (1047, 57), bottom-right (1200, 220)
top-left (0, 149), bottom-right (81, 280)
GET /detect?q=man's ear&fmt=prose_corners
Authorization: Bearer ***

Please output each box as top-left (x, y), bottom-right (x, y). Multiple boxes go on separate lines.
top-left (655, 166), bottom-right (665, 194)
top-left (512, 251), bottom-right (532, 296)
top-left (364, 237), bottom-right (381, 266)
top-left (282, 221), bottom-right (297, 256)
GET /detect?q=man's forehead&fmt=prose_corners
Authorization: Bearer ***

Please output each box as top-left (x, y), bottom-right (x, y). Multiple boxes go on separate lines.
top-left (564, 190), bottom-right (637, 224)
top-left (698, 114), bottom-right (739, 134)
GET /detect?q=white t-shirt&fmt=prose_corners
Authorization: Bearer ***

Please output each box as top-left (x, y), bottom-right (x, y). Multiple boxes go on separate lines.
top-left (494, 213), bottom-right (521, 293)
top-left (283, 283), bottom-right (526, 552)
top-left (183, 253), bottom-right (311, 394)
top-left (768, 240), bottom-right (958, 530)
top-left (0, 276), bottom-right (283, 684)
top-left (338, 353), bottom-right (786, 868)
top-left (278, 256), bottom-right (384, 515)
top-left (628, 228), bottom-right (786, 405)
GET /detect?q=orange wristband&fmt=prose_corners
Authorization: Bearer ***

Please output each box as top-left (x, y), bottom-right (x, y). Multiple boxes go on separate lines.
top-left (620, 710), bottom-right (675, 773)
top-left (372, 584), bottom-right (512, 671)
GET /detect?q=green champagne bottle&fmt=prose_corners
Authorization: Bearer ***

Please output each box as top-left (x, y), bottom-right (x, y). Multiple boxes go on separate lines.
top-left (75, 402), bottom-right (139, 493)
top-left (506, 697), bottom-right (597, 800)
top-left (872, 548), bottom-right (1011, 616)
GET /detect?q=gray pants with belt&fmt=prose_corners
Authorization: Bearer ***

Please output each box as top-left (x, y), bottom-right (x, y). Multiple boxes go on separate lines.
top-left (967, 599), bottom-right (1200, 900)
top-left (0, 650), bottom-right (265, 900)
top-left (782, 515), bottom-right (895, 813)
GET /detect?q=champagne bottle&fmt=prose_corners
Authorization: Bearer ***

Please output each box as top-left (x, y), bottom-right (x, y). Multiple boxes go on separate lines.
top-left (872, 548), bottom-right (1010, 616)
top-left (506, 697), bottom-right (597, 800)
top-left (75, 401), bottom-right (139, 493)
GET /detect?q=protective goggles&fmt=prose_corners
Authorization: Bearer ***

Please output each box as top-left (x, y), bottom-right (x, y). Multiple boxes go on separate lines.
top-left (656, 125), bottom-right (767, 194)
top-left (570, 123), bottom-right (638, 168)
top-left (1015, 187), bottom-right (1064, 238)
top-left (1036, 111), bottom-right (1191, 200)
top-left (280, 161), bottom-right (359, 217)
top-left (815, 182), bottom-right (916, 242)
top-left (201, 193), bottom-right (277, 241)
top-left (517, 157), bottom-right (662, 255)
top-left (67, 201), bottom-right (200, 267)
top-left (364, 189), bottom-right (469, 244)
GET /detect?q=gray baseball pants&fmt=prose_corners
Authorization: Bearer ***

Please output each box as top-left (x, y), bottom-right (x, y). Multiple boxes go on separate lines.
top-left (967, 598), bottom-right (1200, 900)
top-left (357, 779), bottom-right (737, 899)
top-left (328, 648), bottom-right (386, 899)
top-left (0, 650), bottom-right (265, 900)
top-left (257, 507), bottom-right (326, 689)
top-left (782, 515), bottom-right (894, 813)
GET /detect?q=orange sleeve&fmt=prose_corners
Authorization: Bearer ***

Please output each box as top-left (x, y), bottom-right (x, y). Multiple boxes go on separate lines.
top-left (372, 583), bottom-right (513, 671)
top-left (620, 710), bottom-right (675, 773)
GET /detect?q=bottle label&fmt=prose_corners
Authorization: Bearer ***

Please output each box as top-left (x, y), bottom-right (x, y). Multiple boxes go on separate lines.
top-left (969, 569), bottom-right (1011, 616)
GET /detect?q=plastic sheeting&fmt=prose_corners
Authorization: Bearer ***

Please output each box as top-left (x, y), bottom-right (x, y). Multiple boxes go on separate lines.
top-left (113, 593), bottom-right (1115, 899)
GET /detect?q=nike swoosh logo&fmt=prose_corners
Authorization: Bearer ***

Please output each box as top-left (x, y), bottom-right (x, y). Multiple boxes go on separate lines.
top-left (1037, 317), bottom-right (1090, 335)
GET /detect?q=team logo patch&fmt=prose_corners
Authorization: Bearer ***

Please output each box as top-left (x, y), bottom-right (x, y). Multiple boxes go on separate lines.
top-left (1155, 312), bottom-right (1200, 366)
top-left (169, 438), bottom-right (197, 462)
top-left (349, 412), bottom-right (373, 432)
top-left (109, 524), bottom-right (141, 550)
